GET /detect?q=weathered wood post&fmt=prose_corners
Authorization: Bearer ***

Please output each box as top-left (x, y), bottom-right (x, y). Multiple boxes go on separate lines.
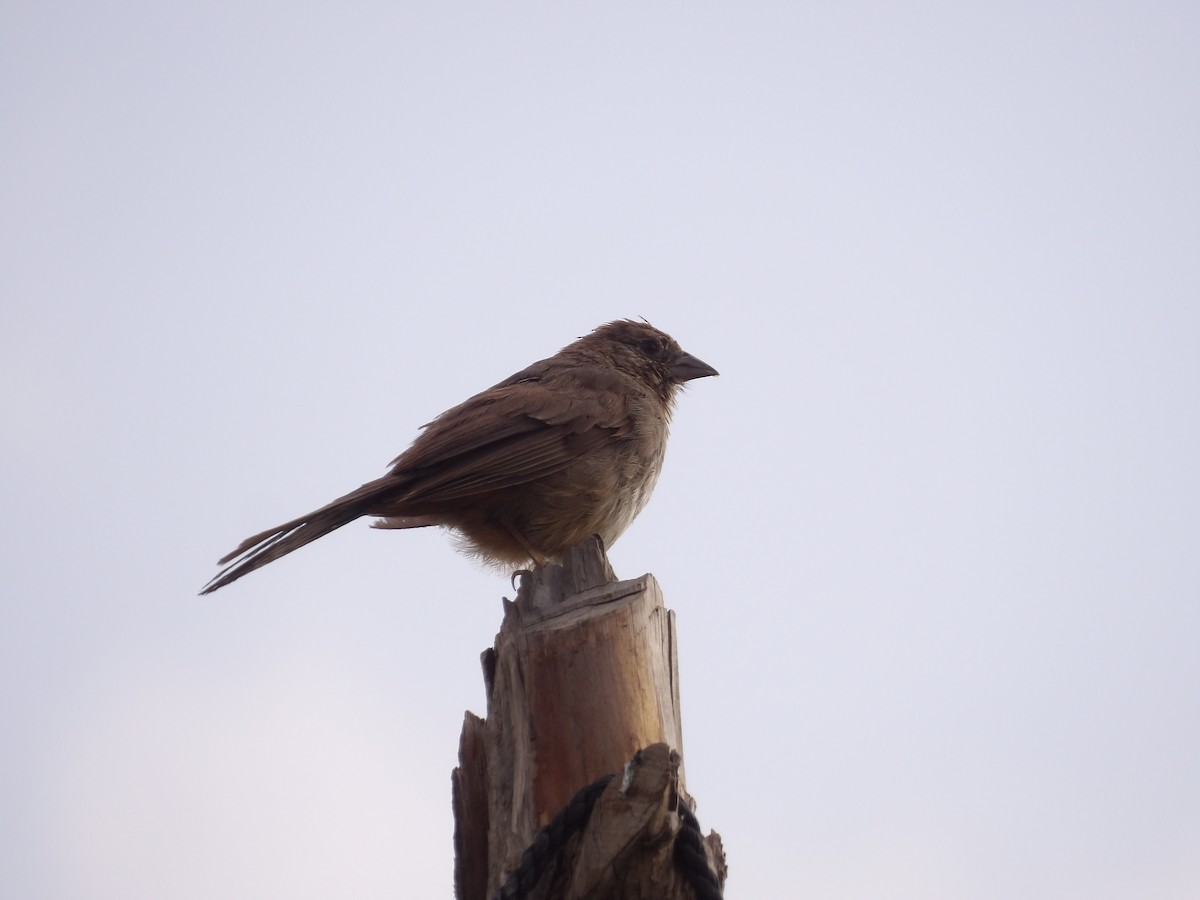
top-left (452, 537), bottom-right (725, 900)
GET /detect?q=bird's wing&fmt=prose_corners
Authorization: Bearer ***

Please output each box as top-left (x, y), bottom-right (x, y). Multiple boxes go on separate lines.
top-left (387, 371), bottom-right (633, 504)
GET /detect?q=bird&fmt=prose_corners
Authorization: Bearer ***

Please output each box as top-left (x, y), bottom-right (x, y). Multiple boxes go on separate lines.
top-left (200, 320), bottom-right (717, 594)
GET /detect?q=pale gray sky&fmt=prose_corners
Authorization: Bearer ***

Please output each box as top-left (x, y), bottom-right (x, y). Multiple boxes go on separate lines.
top-left (3, 3), bottom-right (1199, 898)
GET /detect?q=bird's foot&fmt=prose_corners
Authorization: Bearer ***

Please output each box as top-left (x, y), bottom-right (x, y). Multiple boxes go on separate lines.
top-left (510, 568), bottom-right (531, 591)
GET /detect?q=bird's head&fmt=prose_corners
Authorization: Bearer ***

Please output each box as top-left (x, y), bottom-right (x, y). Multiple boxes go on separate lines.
top-left (578, 319), bottom-right (718, 405)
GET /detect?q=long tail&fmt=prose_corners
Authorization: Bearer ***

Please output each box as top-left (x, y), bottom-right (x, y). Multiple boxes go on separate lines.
top-left (200, 477), bottom-right (397, 595)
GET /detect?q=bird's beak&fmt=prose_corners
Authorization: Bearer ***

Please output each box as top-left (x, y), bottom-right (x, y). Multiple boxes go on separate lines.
top-left (670, 351), bottom-right (719, 382)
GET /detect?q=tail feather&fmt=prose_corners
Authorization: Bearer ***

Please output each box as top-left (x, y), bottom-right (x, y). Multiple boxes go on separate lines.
top-left (201, 477), bottom-right (397, 595)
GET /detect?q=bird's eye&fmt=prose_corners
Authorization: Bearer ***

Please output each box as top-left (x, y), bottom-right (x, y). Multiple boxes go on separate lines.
top-left (638, 337), bottom-right (662, 357)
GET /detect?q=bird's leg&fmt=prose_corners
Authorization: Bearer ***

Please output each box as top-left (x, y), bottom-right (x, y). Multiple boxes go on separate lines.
top-left (501, 521), bottom-right (550, 568)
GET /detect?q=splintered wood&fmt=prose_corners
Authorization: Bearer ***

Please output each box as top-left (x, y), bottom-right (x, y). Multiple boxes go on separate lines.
top-left (451, 537), bottom-right (723, 900)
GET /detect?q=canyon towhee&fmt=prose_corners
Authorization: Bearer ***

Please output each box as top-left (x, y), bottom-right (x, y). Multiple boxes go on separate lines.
top-left (201, 319), bottom-right (717, 594)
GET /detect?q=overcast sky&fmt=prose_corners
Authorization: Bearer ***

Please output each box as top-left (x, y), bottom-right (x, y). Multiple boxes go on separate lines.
top-left (3, 3), bottom-right (1199, 898)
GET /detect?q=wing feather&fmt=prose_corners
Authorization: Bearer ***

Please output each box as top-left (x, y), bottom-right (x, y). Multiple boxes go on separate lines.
top-left (385, 374), bottom-right (630, 504)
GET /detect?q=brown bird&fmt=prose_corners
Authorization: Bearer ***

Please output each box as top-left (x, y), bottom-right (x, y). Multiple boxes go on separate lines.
top-left (201, 320), bottom-right (717, 594)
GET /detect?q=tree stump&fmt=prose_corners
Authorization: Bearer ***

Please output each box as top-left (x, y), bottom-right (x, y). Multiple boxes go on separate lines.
top-left (452, 537), bottom-right (724, 900)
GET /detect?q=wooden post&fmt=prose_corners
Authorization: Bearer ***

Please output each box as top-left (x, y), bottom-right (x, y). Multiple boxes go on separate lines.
top-left (452, 537), bottom-right (725, 900)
